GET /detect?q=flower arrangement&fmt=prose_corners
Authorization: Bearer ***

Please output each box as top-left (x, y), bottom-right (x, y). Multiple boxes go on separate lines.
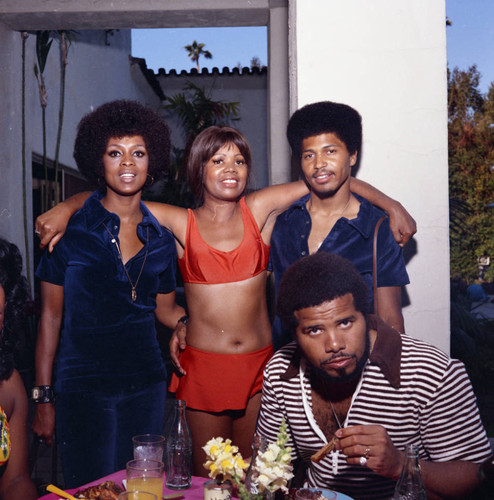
top-left (203, 419), bottom-right (294, 499)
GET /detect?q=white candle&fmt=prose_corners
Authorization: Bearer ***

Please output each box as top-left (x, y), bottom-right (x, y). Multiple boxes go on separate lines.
top-left (203, 479), bottom-right (233, 500)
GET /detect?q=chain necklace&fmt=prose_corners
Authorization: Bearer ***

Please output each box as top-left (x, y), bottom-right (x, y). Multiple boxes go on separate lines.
top-left (307, 194), bottom-right (352, 219)
top-left (328, 400), bottom-right (344, 430)
top-left (308, 195), bottom-right (352, 251)
top-left (102, 223), bottom-right (149, 302)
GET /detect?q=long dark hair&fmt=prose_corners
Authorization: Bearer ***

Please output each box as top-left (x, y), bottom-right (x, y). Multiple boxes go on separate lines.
top-left (0, 239), bottom-right (30, 381)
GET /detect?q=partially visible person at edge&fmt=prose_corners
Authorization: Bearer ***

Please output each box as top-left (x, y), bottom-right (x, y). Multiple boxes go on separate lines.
top-left (257, 252), bottom-right (493, 500)
top-left (35, 124), bottom-right (416, 476)
top-left (270, 101), bottom-right (409, 350)
top-left (0, 238), bottom-right (38, 500)
top-left (31, 100), bottom-right (186, 488)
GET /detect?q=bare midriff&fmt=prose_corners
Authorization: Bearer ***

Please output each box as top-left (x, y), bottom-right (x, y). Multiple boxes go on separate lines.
top-left (184, 271), bottom-right (272, 353)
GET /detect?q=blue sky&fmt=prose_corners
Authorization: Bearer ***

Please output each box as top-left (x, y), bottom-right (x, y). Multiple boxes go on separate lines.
top-left (446, 0), bottom-right (494, 93)
top-left (132, 0), bottom-right (494, 94)
top-left (131, 26), bottom-right (268, 73)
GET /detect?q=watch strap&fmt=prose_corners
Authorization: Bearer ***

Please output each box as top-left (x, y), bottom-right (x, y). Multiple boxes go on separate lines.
top-left (31, 385), bottom-right (55, 404)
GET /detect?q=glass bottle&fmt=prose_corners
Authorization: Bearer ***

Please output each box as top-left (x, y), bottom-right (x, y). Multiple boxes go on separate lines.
top-left (165, 399), bottom-right (192, 490)
top-left (244, 435), bottom-right (268, 495)
top-left (394, 444), bottom-right (427, 500)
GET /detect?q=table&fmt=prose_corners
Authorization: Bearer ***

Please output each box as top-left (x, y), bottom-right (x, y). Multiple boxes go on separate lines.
top-left (39, 470), bottom-right (209, 499)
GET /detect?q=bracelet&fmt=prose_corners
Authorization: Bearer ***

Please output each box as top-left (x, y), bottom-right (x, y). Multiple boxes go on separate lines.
top-left (177, 315), bottom-right (189, 326)
top-left (31, 385), bottom-right (55, 404)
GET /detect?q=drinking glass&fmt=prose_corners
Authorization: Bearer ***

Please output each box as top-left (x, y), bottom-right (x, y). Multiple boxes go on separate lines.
top-left (132, 434), bottom-right (166, 462)
top-left (118, 492), bottom-right (157, 500)
top-left (126, 458), bottom-right (164, 499)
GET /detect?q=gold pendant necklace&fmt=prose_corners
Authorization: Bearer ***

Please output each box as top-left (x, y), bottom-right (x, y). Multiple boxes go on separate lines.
top-left (102, 223), bottom-right (149, 302)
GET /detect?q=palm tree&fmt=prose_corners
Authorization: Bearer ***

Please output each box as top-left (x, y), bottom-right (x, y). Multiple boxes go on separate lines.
top-left (184, 40), bottom-right (212, 71)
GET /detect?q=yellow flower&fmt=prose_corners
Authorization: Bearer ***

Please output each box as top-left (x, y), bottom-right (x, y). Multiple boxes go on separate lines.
top-left (202, 436), bottom-right (247, 481)
top-left (202, 419), bottom-right (293, 496)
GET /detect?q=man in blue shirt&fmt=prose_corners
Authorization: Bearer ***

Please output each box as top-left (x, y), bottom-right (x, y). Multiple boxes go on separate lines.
top-left (270, 101), bottom-right (409, 350)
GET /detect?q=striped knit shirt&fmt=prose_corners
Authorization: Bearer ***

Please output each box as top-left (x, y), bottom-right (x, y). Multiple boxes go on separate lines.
top-left (257, 317), bottom-right (492, 499)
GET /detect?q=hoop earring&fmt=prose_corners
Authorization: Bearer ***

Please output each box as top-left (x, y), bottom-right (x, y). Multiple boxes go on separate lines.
top-left (146, 174), bottom-right (155, 186)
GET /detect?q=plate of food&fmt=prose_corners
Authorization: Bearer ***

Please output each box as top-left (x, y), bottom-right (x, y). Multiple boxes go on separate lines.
top-left (73, 480), bottom-right (124, 499)
top-left (312, 488), bottom-right (354, 500)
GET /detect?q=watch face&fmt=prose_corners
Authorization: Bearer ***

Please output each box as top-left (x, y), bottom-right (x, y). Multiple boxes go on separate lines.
top-left (32, 387), bottom-right (40, 399)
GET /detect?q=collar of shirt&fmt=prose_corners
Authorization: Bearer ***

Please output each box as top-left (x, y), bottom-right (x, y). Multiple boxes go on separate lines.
top-left (280, 192), bottom-right (381, 240)
top-left (83, 189), bottom-right (164, 238)
top-left (280, 315), bottom-right (402, 388)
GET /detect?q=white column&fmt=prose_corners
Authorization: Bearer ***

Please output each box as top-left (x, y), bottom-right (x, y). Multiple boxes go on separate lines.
top-left (268, 1), bottom-right (291, 185)
top-left (290, 0), bottom-right (450, 352)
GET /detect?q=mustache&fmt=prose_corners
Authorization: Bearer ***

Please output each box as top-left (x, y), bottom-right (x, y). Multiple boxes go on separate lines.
top-left (312, 168), bottom-right (334, 178)
top-left (320, 354), bottom-right (355, 366)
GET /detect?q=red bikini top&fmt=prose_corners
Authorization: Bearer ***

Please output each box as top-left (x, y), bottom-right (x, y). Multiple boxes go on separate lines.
top-left (178, 197), bottom-right (270, 284)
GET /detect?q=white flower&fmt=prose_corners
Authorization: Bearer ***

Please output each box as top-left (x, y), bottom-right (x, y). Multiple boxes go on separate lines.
top-left (202, 419), bottom-right (294, 499)
top-left (253, 434), bottom-right (294, 493)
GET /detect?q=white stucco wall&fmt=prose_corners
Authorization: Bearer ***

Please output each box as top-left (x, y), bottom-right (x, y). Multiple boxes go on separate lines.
top-left (0, 26), bottom-right (28, 266)
top-left (291, 0), bottom-right (449, 351)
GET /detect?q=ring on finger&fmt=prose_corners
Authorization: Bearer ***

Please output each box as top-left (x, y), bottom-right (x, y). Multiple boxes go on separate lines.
top-left (364, 446), bottom-right (371, 459)
top-left (359, 456), bottom-right (367, 466)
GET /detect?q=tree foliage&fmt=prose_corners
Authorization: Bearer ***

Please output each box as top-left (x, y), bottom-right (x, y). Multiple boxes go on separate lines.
top-left (184, 40), bottom-right (212, 71)
top-left (165, 81), bottom-right (239, 142)
top-left (448, 65), bottom-right (494, 282)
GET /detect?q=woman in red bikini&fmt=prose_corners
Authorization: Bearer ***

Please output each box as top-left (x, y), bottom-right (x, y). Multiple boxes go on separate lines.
top-left (36, 126), bottom-right (415, 475)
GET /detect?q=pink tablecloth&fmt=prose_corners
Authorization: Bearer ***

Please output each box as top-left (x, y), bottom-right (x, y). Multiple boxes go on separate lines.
top-left (39, 469), bottom-right (209, 499)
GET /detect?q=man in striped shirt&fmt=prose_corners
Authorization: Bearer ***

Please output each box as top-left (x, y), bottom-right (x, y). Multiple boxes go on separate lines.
top-left (257, 253), bottom-right (492, 499)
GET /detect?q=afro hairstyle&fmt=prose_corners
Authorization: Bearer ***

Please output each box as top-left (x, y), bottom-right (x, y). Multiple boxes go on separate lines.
top-left (73, 99), bottom-right (171, 185)
top-left (286, 101), bottom-right (362, 160)
top-left (276, 252), bottom-right (369, 334)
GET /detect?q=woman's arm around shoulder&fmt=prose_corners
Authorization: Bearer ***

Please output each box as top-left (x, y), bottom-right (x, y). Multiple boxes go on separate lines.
top-left (245, 180), bottom-right (308, 231)
top-left (143, 202), bottom-right (188, 246)
top-left (36, 191), bottom-right (91, 252)
top-left (0, 370), bottom-right (38, 500)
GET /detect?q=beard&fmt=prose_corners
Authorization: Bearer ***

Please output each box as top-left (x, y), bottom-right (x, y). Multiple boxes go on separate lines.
top-left (312, 325), bottom-right (371, 384)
